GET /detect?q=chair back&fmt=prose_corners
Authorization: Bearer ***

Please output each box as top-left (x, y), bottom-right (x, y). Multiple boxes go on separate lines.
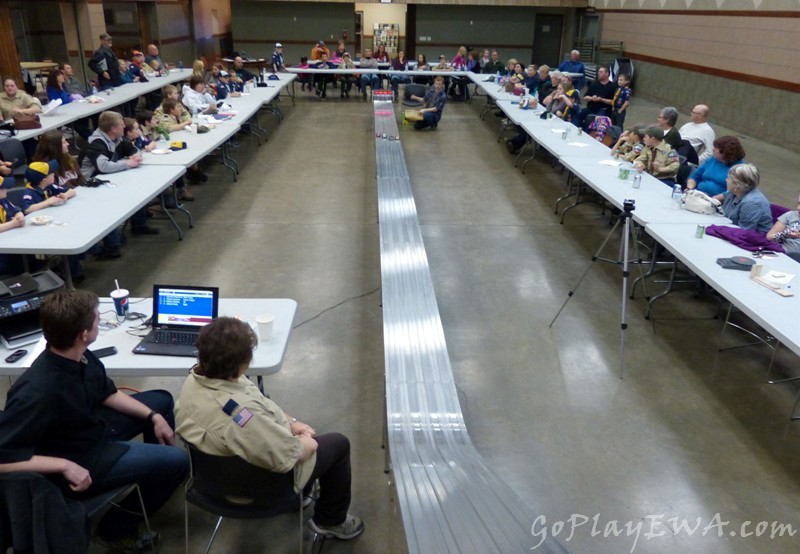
top-left (403, 84), bottom-right (427, 107)
top-left (0, 138), bottom-right (28, 177)
top-left (676, 139), bottom-right (699, 166)
top-left (770, 203), bottom-right (790, 224)
top-left (185, 442), bottom-right (299, 519)
top-left (6, 187), bottom-right (26, 206)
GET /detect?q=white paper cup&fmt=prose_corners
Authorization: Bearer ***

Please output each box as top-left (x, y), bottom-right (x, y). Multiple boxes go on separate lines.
top-left (255, 314), bottom-right (274, 341)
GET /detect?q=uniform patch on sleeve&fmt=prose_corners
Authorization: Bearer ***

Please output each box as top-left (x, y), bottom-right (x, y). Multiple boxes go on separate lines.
top-left (234, 407), bottom-right (253, 427)
top-left (222, 399), bottom-right (239, 415)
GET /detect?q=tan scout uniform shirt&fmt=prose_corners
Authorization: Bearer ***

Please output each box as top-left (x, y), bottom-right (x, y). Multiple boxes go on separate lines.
top-left (635, 140), bottom-right (680, 180)
top-left (0, 92), bottom-right (42, 120)
top-left (175, 370), bottom-right (316, 490)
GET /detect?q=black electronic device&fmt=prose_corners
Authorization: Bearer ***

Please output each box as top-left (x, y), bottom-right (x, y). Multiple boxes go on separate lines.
top-left (92, 346), bottom-right (118, 358)
top-left (4, 349), bottom-right (27, 363)
top-left (716, 256), bottom-right (755, 271)
top-left (0, 270), bottom-right (65, 348)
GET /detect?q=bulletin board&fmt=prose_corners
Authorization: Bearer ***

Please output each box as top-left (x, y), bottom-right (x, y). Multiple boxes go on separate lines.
top-left (373, 23), bottom-right (400, 55)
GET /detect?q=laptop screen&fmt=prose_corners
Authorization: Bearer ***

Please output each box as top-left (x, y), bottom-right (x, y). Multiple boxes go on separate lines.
top-left (152, 285), bottom-right (219, 329)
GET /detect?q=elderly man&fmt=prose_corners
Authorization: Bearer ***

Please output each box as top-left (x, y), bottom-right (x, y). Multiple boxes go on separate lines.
top-left (59, 63), bottom-right (86, 96)
top-left (573, 65), bottom-right (616, 129)
top-left (657, 106), bottom-right (682, 150)
top-left (0, 289), bottom-right (188, 552)
top-left (558, 49), bottom-right (585, 89)
top-left (88, 33), bottom-right (121, 90)
top-left (679, 104), bottom-right (716, 163)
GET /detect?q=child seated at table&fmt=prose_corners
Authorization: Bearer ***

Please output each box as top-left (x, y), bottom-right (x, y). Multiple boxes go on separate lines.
top-left (20, 160), bottom-right (76, 215)
top-left (338, 53), bottom-right (355, 98)
top-left (314, 53), bottom-right (334, 100)
top-left (611, 126), bottom-right (645, 163)
top-left (215, 70), bottom-right (242, 101)
top-left (297, 56), bottom-right (312, 92)
top-left (122, 117), bottom-right (157, 153)
top-left (635, 127), bottom-right (680, 187)
top-left (136, 110), bottom-right (162, 144)
top-left (156, 98), bottom-right (192, 133)
top-left (154, 85), bottom-right (191, 127)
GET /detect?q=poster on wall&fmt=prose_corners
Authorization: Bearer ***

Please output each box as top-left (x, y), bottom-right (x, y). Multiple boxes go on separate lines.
top-left (373, 23), bottom-right (400, 55)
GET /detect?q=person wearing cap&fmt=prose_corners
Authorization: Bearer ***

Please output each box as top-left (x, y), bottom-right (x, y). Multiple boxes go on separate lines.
top-left (215, 70), bottom-right (242, 101)
top-left (337, 52), bottom-right (355, 98)
top-left (310, 40), bottom-right (330, 61)
top-left (272, 43), bottom-right (285, 73)
top-left (20, 160), bottom-right (76, 215)
top-left (128, 51), bottom-right (150, 83)
top-left (635, 126), bottom-right (681, 186)
top-left (88, 33), bottom-right (122, 90)
top-left (358, 48), bottom-right (380, 99)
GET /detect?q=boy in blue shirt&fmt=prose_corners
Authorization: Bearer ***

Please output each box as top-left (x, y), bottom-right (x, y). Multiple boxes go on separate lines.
top-left (21, 160), bottom-right (76, 215)
top-left (0, 180), bottom-right (25, 275)
top-left (611, 73), bottom-right (632, 127)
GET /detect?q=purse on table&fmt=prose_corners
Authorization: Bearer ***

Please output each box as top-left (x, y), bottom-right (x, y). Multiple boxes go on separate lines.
top-left (13, 113), bottom-right (41, 130)
top-left (683, 189), bottom-right (722, 215)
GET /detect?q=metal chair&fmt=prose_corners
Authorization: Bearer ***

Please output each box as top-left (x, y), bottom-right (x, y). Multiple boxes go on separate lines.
top-left (182, 441), bottom-right (307, 554)
top-left (0, 472), bottom-right (154, 554)
top-left (402, 84), bottom-right (427, 107)
top-left (0, 138), bottom-right (28, 181)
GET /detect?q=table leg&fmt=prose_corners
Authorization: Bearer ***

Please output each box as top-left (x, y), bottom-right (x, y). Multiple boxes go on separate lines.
top-left (159, 189), bottom-right (184, 241)
top-left (61, 256), bottom-right (74, 289)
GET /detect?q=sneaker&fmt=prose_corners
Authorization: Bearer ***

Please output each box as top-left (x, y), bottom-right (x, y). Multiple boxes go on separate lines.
top-left (131, 225), bottom-right (160, 236)
top-left (95, 531), bottom-right (159, 554)
top-left (302, 495), bottom-right (315, 508)
top-left (309, 514), bottom-right (364, 540)
top-left (179, 190), bottom-right (195, 201)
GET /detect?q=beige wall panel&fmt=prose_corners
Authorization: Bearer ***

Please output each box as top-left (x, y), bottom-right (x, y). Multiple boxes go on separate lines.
top-left (593, 0), bottom-right (800, 10)
top-left (602, 13), bottom-right (800, 84)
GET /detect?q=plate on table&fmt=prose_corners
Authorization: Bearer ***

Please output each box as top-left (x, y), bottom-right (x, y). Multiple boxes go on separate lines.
top-left (30, 215), bottom-right (52, 226)
top-left (151, 148), bottom-right (172, 155)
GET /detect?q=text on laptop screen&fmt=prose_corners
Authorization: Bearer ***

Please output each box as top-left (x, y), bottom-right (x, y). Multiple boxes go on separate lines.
top-left (156, 287), bottom-right (215, 327)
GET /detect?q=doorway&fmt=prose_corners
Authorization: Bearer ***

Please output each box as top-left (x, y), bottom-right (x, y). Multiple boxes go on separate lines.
top-left (531, 14), bottom-right (563, 67)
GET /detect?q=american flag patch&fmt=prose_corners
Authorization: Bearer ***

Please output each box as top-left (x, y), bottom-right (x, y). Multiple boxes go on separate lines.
top-left (234, 408), bottom-right (253, 427)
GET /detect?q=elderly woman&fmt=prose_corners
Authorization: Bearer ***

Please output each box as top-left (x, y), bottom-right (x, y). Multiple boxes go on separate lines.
top-left (175, 317), bottom-right (364, 541)
top-left (686, 136), bottom-right (745, 197)
top-left (657, 106), bottom-right (682, 149)
top-left (721, 164), bottom-right (773, 233)
top-left (767, 193), bottom-right (800, 253)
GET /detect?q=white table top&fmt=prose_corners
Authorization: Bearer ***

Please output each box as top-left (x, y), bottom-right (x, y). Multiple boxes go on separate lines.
top-left (140, 122), bottom-right (241, 167)
top-left (646, 223), bottom-right (800, 357)
top-left (0, 298), bottom-right (297, 377)
top-left (0, 165), bottom-right (185, 255)
top-left (17, 70), bottom-right (193, 141)
top-left (559, 155), bottom-right (732, 226)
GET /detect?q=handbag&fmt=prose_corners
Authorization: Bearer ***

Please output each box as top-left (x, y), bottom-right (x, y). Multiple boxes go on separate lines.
top-left (0, 121), bottom-right (16, 138)
top-left (12, 113), bottom-right (41, 130)
top-left (683, 189), bottom-right (722, 215)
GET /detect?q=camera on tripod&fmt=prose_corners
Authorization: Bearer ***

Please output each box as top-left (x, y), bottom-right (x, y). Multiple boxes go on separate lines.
top-left (623, 199), bottom-right (636, 212)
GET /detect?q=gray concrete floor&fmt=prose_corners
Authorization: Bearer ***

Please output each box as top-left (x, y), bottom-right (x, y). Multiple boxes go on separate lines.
top-left (4, 85), bottom-right (800, 553)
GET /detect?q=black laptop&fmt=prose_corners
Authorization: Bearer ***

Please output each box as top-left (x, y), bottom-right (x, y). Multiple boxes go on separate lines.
top-left (133, 284), bottom-right (219, 357)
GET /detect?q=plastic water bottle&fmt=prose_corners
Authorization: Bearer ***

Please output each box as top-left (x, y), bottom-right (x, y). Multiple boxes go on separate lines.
top-left (178, 61), bottom-right (184, 70)
top-left (91, 84), bottom-right (98, 96)
top-left (495, 71), bottom-right (500, 84)
top-left (261, 67), bottom-right (267, 83)
top-left (671, 184), bottom-right (683, 208)
top-left (633, 173), bottom-right (641, 189)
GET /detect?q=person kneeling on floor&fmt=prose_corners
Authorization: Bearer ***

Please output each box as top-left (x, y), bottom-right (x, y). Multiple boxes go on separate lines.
top-left (409, 76), bottom-right (447, 131)
top-left (175, 317), bottom-right (365, 541)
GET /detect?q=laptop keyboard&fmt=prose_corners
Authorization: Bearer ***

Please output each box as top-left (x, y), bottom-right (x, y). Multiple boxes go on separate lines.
top-left (144, 330), bottom-right (198, 345)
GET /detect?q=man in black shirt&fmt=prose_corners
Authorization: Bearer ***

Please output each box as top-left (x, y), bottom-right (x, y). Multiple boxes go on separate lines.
top-left (0, 290), bottom-right (188, 552)
top-left (573, 65), bottom-right (617, 130)
top-left (88, 33), bottom-right (122, 90)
